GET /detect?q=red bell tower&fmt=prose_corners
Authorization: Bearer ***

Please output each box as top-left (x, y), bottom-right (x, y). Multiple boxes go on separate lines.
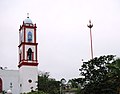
top-left (18, 14), bottom-right (38, 93)
top-left (18, 15), bottom-right (38, 68)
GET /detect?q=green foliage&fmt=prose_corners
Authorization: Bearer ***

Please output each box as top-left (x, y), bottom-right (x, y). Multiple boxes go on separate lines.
top-left (68, 79), bottom-right (79, 88)
top-left (26, 91), bottom-right (47, 94)
top-left (76, 88), bottom-right (81, 94)
top-left (23, 72), bottom-right (60, 94)
top-left (78, 55), bottom-right (120, 94)
top-left (38, 74), bottom-right (60, 94)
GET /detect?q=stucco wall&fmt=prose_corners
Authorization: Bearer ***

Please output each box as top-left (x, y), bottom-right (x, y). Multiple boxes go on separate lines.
top-left (19, 66), bottom-right (38, 93)
top-left (0, 69), bottom-right (19, 94)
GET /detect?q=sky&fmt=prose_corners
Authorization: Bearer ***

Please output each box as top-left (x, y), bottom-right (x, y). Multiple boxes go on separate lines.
top-left (0, 0), bottom-right (120, 81)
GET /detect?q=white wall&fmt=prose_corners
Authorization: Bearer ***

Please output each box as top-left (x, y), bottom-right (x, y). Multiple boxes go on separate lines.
top-left (19, 45), bottom-right (23, 62)
top-left (0, 69), bottom-right (20, 94)
top-left (19, 66), bottom-right (38, 93)
top-left (19, 28), bottom-right (24, 44)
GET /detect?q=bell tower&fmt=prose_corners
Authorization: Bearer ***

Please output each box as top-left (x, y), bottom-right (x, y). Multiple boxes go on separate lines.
top-left (18, 14), bottom-right (38, 93)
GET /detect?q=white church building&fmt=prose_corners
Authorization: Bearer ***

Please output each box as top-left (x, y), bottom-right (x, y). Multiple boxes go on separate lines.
top-left (0, 15), bottom-right (39, 94)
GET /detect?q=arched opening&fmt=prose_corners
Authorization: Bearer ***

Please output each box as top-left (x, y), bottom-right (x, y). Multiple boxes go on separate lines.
top-left (27, 48), bottom-right (32, 60)
top-left (0, 78), bottom-right (2, 93)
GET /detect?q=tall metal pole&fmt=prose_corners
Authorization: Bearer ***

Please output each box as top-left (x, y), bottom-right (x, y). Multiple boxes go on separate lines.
top-left (87, 20), bottom-right (93, 59)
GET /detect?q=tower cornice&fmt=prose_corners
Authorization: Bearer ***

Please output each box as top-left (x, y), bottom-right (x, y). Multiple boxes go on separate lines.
top-left (18, 42), bottom-right (38, 47)
top-left (18, 61), bottom-right (38, 68)
top-left (19, 23), bottom-right (37, 31)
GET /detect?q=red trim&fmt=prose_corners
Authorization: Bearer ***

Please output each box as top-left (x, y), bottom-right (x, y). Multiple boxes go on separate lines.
top-left (23, 60), bottom-right (38, 62)
top-left (18, 60), bottom-right (38, 64)
top-left (18, 43), bottom-right (38, 60)
top-left (19, 31), bottom-right (20, 44)
top-left (19, 25), bottom-right (22, 31)
top-left (34, 28), bottom-right (36, 43)
top-left (19, 54), bottom-right (20, 62)
top-left (23, 45), bottom-right (25, 60)
top-left (19, 53), bottom-right (21, 63)
top-left (18, 22), bottom-right (38, 67)
top-left (26, 51), bottom-right (28, 60)
top-left (18, 42), bottom-right (38, 47)
top-left (19, 23), bottom-right (37, 31)
top-left (0, 78), bottom-right (2, 93)
top-left (18, 62), bottom-right (38, 68)
top-left (24, 27), bottom-right (25, 42)
top-left (24, 24), bottom-right (37, 29)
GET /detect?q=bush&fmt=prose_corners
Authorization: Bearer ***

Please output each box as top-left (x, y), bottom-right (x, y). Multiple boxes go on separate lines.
top-left (25, 91), bottom-right (47, 94)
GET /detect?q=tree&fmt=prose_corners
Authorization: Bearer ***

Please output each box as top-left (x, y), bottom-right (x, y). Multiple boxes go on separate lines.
top-left (68, 79), bottom-right (78, 88)
top-left (107, 58), bottom-right (120, 93)
top-left (38, 72), bottom-right (60, 94)
top-left (78, 55), bottom-right (120, 94)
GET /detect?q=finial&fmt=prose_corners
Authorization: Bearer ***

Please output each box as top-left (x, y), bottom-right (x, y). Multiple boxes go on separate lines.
top-left (87, 19), bottom-right (93, 28)
top-left (27, 13), bottom-right (29, 18)
top-left (89, 20), bottom-right (91, 24)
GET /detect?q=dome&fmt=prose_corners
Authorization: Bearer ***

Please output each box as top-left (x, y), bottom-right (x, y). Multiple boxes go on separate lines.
top-left (24, 17), bottom-right (33, 24)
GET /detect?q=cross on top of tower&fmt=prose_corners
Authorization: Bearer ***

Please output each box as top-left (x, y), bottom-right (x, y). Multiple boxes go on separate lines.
top-left (89, 20), bottom-right (91, 24)
top-left (27, 13), bottom-right (29, 18)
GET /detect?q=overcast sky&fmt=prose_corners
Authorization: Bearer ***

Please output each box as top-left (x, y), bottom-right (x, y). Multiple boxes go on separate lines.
top-left (0, 0), bottom-right (120, 81)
